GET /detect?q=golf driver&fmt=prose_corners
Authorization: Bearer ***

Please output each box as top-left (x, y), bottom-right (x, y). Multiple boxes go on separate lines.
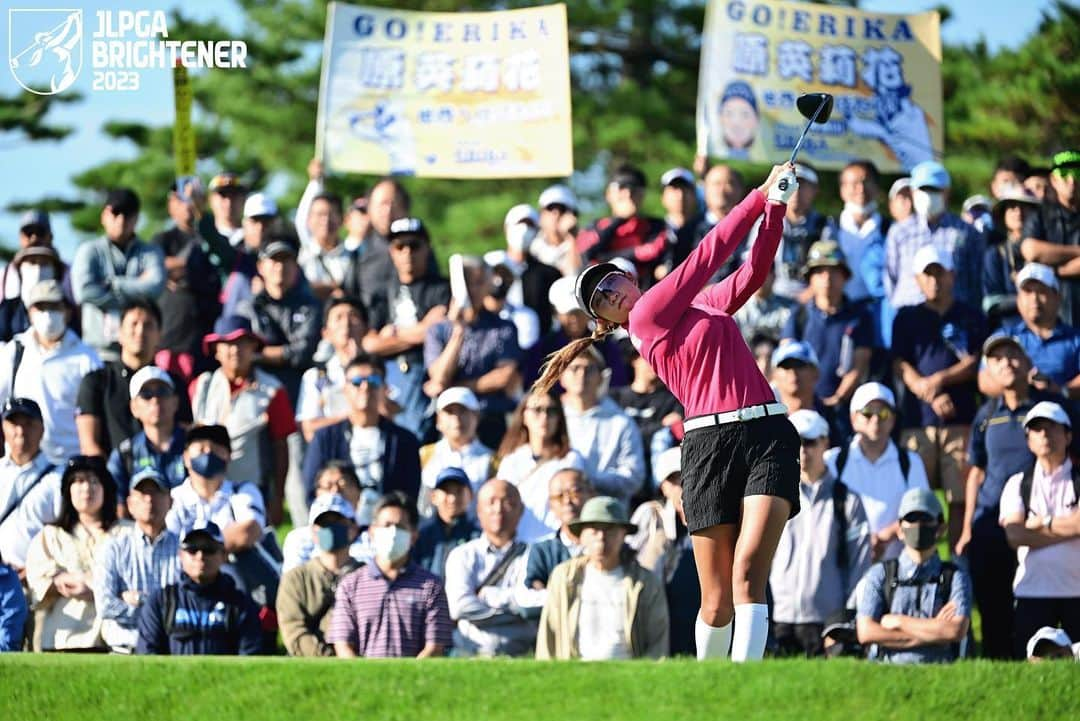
top-left (778, 92), bottom-right (834, 192)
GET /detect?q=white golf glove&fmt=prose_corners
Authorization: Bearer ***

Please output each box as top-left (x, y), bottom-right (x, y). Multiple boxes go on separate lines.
top-left (768, 171), bottom-right (798, 204)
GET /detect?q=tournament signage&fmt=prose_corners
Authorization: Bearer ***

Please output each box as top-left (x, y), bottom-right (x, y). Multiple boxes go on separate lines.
top-left (697, 0), bottom-right (943, 172)
top-left (316, 2), bottom-right (573, 179)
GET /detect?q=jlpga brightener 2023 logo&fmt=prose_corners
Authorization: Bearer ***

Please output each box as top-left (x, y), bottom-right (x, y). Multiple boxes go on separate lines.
top-left (9, 7), bottom-right (247, 95)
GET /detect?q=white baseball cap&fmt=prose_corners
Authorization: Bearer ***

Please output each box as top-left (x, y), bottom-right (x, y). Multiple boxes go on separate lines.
top-left (243, 192), bottom-right (278, 219)
top-left (794, 164), bottom-right (819, 185)
top-left (789, 409), bottom-right (830, 441)
top-left (851, 382), bottom-right (896, 412)
top-left (129, 366), bottom-right (175, 399)
top-left (538, 184), bottom-right (578, 212)
top-left (436, 387), bottom-right (480, 413)
top-left (308, 493), bottom-right (356, 524)
top-left (912, 245), bottom-right (954, 275)
top-left (549, 276), bottom-right (580, 315)
top-left (653, 446), bottom-right (682, 484)
top-left (1015, 263), bottom-right (1060, 292)
top-left (1026, 626), bottom-right (1073, 659)
top-left (1023, 400), bottom-right (1071, 429)
top-left (888, 178), bottom-right (911, 200)
top-left (503, 203), bottom-right (538, 227)
top-left (660, 167), bottom-right (695, 188)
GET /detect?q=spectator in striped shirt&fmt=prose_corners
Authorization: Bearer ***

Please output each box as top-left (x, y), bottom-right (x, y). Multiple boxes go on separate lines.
top-left (94, 468), bottom-right (180, 652)
top-left (327, 492), bottom-right (452, 657)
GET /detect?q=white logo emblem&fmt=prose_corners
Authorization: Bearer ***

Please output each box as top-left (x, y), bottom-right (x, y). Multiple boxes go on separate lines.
top-left (8, 8), bottom-right (83, 95)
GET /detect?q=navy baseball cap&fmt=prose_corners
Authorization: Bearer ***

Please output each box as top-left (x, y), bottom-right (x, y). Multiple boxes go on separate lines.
top-left (434, 466), bottom-right (471, 491)
top-left (182, 521), bottom-right (225, 548)
top-left (2, 397), bottom-right (42, 422)
top-left (18, 210), bottom-right (50, 233)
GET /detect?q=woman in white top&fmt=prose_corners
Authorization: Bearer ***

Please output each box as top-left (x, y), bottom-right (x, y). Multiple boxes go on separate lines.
top-left (25, 456), bottom-right (127, 651)
top-left (495, 391), bottom-right (585, 543)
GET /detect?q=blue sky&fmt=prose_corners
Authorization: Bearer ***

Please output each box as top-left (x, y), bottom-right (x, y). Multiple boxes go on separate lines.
top-left (0, 0), bottom-right (1058, 261)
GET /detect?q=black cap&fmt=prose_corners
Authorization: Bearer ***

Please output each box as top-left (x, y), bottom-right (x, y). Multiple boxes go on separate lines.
top-left (185, 424), bottom-right (232, 453)
top-left (104, 188), bottom-right (141, 216)
top-left (573, 262), bottom-right (622, 319)
top-left (388, 217), bottom-right (430, 243)
top-left (258, 225), bottom-right (300, 260)
top-left (2, 397), bottom-right (42, 422)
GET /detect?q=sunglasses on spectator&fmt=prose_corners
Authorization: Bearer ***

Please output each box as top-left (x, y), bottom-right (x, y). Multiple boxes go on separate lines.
top-left (182, 543), bottom-right (222, 555)
top-left (348, 374), bottom-right (384, 388)
top-left (544, 203), bottom-right (571, 214)
top-left (137, 386), bottom-right (174, 400)
top-left (858, 407), bottom-right (893, 421)
top-left (525, 405), bottom-right (559, 415)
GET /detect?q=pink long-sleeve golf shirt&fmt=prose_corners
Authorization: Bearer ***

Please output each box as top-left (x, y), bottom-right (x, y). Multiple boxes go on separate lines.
top-left (627, 190), bottom-right (785, 419)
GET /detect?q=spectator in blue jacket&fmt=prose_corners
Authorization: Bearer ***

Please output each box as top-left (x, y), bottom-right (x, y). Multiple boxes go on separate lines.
top-left (413, 467), bottom-right (480, 579)
top-left (136, 521), bottom-right (262, 656)
top-left (302, 353), bottom-right (421, 526)
top-left (70, 188), bottom-right (166, 361)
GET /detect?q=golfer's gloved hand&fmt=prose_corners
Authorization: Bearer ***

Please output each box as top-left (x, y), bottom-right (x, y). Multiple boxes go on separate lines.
top-left (768, 171), bottom-right (798, 204)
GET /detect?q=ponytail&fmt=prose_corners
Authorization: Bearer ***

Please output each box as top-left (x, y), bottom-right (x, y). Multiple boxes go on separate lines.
top-left (531, 320), bottom-right (616, 396)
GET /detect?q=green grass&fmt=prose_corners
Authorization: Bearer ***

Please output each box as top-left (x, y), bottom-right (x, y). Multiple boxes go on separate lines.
top-left (1, 655), bottom-right (1077, 720)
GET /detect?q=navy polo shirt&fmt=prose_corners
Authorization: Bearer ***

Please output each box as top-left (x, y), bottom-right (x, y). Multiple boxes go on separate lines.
top-left (998, 319), bottom-right (1080, 388)
top-left (781, 299), bottom-right (874, 399)
top-left (967, 390), bottom-right (1080, 523)
top-left (892, 301), bottom-right (986, 428)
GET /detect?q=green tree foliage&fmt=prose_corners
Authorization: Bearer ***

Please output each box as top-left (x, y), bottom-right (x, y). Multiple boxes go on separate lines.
top-left (21, 0), bottom-right (1080, 255)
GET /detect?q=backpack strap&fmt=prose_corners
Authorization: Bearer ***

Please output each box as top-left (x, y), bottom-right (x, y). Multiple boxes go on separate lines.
top-left (1020, 464), bottom-right (1035, 514)
top-left (832, 480), bottom-right (849, 573)
top-left (897, 443), bottom-right (911, 483)
top-left (835, 442), bottom-right (851, 482)
top-left (162, 584), bottom-right (179, 637)
top-left (9, 338), bottom-right (24, 400)
top-left (881, 558), bottom-right (900, 613)
top-left (0, 461), bottom-right (55, 530)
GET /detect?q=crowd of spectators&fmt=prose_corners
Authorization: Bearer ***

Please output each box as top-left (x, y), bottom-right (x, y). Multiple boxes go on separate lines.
top-left (0, 148), bottom-right (1079, 663)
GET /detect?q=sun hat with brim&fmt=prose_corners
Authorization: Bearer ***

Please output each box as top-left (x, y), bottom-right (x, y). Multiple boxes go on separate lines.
top-left (574, 262), bottom-right (624, 319)
top-left (202, 315), bottom-right (265, 356)
top-left (568, 496), bottom-right (637, 535)
top-left (12, 246), bottom-right (64, 276)
top-left (992, 187), bottom-right (1040, 228)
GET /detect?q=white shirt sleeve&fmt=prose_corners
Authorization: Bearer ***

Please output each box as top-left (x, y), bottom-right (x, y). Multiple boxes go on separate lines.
top-left (295, 178), bottom-right (324, 252)
top-left (998, 472), bottom-right (1026, 523)
top-left (294, 368), bottom-right (323, 423)
top-left (230, 483), bottom-right (267, 528)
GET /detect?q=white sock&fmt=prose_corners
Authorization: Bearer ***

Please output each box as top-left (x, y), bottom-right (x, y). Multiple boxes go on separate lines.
top-left (695, 614), bottom-right (732, 660)
top-left (730, 603), bottom-right (769, 662)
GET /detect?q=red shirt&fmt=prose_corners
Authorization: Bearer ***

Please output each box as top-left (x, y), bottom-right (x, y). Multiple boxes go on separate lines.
top-left (628, 190), bottom-right (784, 418)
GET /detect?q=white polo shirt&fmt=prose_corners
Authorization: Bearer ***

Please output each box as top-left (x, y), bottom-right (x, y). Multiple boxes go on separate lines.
top-left (0, 329), bottom-right (103, 464)
top-left (165, 478), bottom-right (266, 537)
top-left (826, 439), bottom-right (930, 560)
top-left (999, 459), bottom-right (1080, 598)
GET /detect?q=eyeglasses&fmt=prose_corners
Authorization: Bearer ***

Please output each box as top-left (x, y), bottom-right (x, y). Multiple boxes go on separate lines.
top-left (858, 407), bottom-right (893, 421)
top-left (137, 386), bottom-right (174, 400)
top-left (348, 374), bottom-right (384, 388)
top-left (525, 405), bottom-right (559, 415)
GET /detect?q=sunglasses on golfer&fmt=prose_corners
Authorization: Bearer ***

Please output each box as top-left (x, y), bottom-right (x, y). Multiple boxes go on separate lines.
top-left (348, 374), bottom-right (384, 388)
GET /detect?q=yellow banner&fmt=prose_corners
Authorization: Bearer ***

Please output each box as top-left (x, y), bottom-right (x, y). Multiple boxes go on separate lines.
top-left (172, 64), bottom-right (196, 178)
top-left (697, 0), bottom-right (943, 172)
top-left (316, 2), bottom-right (573, 179)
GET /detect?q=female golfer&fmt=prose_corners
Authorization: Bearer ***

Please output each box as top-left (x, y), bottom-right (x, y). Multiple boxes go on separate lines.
top-left (533, 162), bottom-right (799, 662)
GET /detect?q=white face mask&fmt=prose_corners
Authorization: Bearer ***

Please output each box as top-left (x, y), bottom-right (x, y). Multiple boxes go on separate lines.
top-left (913, 189), bottom-right (945, 218)
top-left (843, 200), bottom-right (877, 218)
top-left (506, 223), bottom-right (537, 253)
top-left (19, 264), bottom-right (54, 308)
top-left (371, 524), bottom-right (411, 564)
top-left (30, 308), bottom-right (65, 341)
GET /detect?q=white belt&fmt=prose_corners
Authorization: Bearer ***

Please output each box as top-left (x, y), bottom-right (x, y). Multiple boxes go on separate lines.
top-left (683, 402), bottom-right (788, 432)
